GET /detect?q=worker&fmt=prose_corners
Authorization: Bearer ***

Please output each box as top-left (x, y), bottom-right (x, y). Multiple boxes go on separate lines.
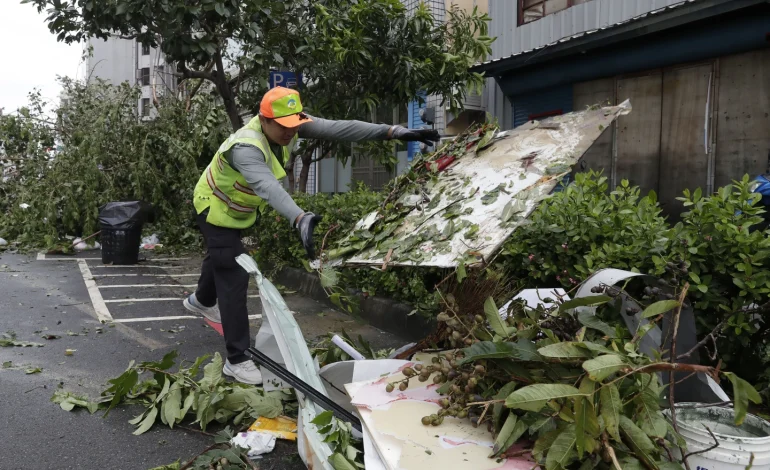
top-left (183, 87), bottom-right (440, 384)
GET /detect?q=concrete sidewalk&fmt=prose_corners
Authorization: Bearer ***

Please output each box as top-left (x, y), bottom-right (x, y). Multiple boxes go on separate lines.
top-left (0, 250), bottom-right (403, 470)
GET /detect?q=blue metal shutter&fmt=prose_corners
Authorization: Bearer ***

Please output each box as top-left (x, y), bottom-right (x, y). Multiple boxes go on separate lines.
top-left (407, 91), bottom-right (428, 161)
top-left (511, 84), bottom-right (573, 128)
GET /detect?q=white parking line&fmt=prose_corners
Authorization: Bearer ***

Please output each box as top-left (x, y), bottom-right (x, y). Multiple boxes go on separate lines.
top-left (112, 314), bottom-right (262, 323)
top-left (98, 284), bottom-right (198, 289)
top-left (88, 265), bottom-right (187, 269)
top-left (37, 252), bottom-right (190, 262)
top-left (77, 260), bottom-right (113, 323)
top-left (104, 295), bottom-right (260, 303)
top-left (91, 273), bottom-right (200, 278)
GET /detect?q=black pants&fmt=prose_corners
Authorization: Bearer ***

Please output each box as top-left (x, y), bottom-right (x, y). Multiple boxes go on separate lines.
top-left (194, 211), bottom-right (251, 364)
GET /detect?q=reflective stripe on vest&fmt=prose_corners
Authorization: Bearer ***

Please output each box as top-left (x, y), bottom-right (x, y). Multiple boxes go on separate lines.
top-left (205, 167), bottom-right (255, 213)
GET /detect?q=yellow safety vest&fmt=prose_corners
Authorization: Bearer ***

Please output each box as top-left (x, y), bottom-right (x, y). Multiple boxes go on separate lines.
top-left (193, 116), bottom-right (298, 229)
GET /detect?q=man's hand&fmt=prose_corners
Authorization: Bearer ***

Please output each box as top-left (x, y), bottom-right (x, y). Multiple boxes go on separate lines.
top-left (296, 212), bottom-right (322, 259)
top-left (390, 126), bottom-right (441, 146)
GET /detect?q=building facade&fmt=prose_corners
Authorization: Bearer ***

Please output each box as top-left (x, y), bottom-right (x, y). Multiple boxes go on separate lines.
top-left (85, 37), bottom-right (178, 119)
top-left (474, 0), bottom-right (770, 216)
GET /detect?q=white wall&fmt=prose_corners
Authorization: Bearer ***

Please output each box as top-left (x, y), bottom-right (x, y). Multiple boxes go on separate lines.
top-left (86, 37), bottom-right (136, 85)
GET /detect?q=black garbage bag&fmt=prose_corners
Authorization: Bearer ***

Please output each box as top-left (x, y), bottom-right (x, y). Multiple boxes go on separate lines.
top-left (97, 201), bottom-right (155, 230)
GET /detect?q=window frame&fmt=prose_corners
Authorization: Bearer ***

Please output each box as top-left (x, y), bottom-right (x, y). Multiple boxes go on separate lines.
top-left (141, 98), bottom-right (151, 117)
top-left (518, 0), bottom-right (575, 26)
top-left (141, 42), bottom-right (150, 55)
top-left (140, 67), bottom-right (150, 86)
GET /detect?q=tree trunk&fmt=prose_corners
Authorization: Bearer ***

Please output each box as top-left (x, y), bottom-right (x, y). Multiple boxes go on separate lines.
top-left (298, 152), bottom-right (312, 193)
top-left (212, 51), bottom-right (243, 130)
top-left (286, 152), bottom-right (297, 194)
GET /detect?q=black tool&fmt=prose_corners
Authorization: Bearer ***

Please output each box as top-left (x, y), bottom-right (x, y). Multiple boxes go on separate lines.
top-left (245, 347), bottom-right (362, 432)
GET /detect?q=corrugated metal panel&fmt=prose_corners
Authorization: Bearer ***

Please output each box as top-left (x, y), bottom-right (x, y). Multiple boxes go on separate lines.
top-left (511, 84), bottom-right (574, 128)
top-left (488, 0), bottom-right (689, 60)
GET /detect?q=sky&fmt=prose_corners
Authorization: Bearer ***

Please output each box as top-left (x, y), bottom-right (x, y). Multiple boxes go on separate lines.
top-left (0, 1), bottom-right (83, 114)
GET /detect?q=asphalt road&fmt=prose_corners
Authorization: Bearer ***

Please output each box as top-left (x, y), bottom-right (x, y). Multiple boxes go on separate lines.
top-left (0, 250), bottom-right (403, 470)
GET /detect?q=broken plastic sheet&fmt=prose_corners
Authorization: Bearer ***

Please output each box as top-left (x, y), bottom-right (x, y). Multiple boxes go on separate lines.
top-left (338, 101), bottom-right (632, 268)
top-left (236, 255), bottom-right (335, 470)
top-left (98, 201), bottom-right (154, 229)
top-left (498, 288), bottom-right (569, 317)
top-left (573, 268), bottom-right (729, 403)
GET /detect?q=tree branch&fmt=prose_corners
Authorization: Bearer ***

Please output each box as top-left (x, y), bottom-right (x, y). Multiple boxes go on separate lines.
top-left (682, 426), bottom-right (720, 461)
top-left (669, 283), bottom-right (691, 470)
top-left (178, 62), bottom-right (215, 82)
top-left (677, 318), bottom-right (725, 361)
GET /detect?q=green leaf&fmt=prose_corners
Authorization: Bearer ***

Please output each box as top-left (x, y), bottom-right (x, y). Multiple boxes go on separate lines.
top-left (200, 353), bottom-right (224, 390)
top-left (533, 426), bottom-right (562, 461)
top-left (163, 382), bottom-right (182, 428)
top-left (456, 261), bottom-right (467, 283)
top-left (484, 297), bottom-right (511, 338)
top-left (104, 368), bottom-right (139, 416)
top-left (641, 300), bottom-right (680, 318)
top-left (506, 384), bottom-right (585, 412)
top-left (574, 378), bottom-right (598, 459)
top-left (578, 312), bottom-right (618, 338)
top-left (25, 367), bottom-right (42, 374)
top-left (493, 381), bottom-right (518, 431)
top-left (133, 405), bottom-right (158, 435)
top-left (636, 386), bottom-right (666, 438)
top-left (724, 372), bottom-right (762, 425)
top-left (328, 453), bottom-right (357, 470)
top-left (320, 269), bottom-right (339, 288)
top-left (545, 425), bottom-right (577, 470)
top-left (476, 128), bottom-right (496, 151)
top-left (600, 384), bottom-right (621, 441)
top-left (559, 295), bottom-right (611, 312)
top-left (490, 413), bottom-right (527, 457)
top-left (461, 340), bottom-right (543, 364)
top-left (538, 342), bottom-right (592, 359)
top-left (582, 355), bottom-right (627, 381)
top-left (312, 410), bottom-right (334, 427)
top-left (619, 415), bottom-right (657, 468)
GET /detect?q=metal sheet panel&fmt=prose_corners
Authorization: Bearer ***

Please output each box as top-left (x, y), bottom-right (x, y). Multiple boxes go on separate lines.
top-left (658, 63), bottom-right (714, 216)
top-left (714, 49), bottom-right (770, 188)
top-left (511, 84), bottom-right (574, 128)
top-left (339, 101), bottom-right (631, 268)
top-left (573, 78), bottom-right (616, 175)
top-left (488, 0), bottom-right (688, 59)
top-left (615, 72), bottom-right (663, 194)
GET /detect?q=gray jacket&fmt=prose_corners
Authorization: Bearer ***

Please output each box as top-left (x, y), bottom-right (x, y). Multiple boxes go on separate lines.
top-left (225, 115), bottom-right (392, 225)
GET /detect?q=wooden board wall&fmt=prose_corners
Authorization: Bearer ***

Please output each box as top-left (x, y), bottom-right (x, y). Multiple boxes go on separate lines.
top-left (714, 49), bottom-right (770, 188)
top-left (658, 63), bottom-right (713, 216)
top-left (615, 73), bottom-right (663, 196)
top-left (573, 78), bottom-right (615, 177)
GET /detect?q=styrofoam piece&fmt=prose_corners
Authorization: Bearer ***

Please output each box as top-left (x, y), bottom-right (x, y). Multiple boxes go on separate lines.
top-left (499, 288), bottom-right (569, 317)
top-left (331, 334), bottom-right (366, 360)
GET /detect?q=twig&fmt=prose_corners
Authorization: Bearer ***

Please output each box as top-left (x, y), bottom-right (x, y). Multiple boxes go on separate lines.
top-left (178, 424), bottom-right (215, 437)
top-left (381, 248), bottom-right (394, 271)
top-left (24, 385), bottom-right (45, 393)
top-left (71, 231), bottom-right (101, 247)
top-left (477, 402), bottom-right (491, 425)
top-left (682, 425), bottom-right (720, 460)
top-left (677, 319), bottom-right (726, 361)
top-left (318, 224), bottom-right (339, 266)
top-left (669, 282), bottom-right (690, 470)
top-left (602, 433), bottom-right (622, 470)
top-left (179, 443), bottom-right (225, 470)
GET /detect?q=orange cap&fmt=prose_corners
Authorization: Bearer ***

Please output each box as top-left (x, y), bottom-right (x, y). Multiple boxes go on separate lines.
top-left (259, 87), bottom-right (313, 127)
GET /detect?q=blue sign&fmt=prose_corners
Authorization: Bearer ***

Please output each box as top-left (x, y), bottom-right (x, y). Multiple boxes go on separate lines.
top-left (269, 71), bottom-right (302, 89)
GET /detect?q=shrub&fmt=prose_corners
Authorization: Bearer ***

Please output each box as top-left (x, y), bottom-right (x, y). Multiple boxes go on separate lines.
top-left (499, 171), bottom-right (671, 288)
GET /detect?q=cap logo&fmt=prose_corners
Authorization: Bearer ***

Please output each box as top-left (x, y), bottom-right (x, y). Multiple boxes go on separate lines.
top-left (286, 98), bottom-right (297, 109)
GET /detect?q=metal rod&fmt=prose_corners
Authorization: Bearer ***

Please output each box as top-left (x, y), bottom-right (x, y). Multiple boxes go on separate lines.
top-left (245, 347), bottom-right (362, 432)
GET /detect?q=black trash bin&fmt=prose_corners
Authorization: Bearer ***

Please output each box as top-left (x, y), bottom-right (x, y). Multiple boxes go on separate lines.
top-left (98, 201), bottom-right (154, 265)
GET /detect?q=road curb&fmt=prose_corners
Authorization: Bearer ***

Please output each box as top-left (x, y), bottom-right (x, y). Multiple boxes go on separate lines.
top-left (273, 267), bottom-right (435, 342)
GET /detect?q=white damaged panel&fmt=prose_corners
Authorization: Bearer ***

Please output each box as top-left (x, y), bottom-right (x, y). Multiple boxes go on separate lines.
top-left (339, 100), bottom-right (631, 268)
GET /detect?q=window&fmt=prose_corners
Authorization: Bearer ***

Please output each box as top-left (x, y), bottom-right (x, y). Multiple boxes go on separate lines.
top-left (519, 0), bottom-right (587, 25)
top-left (141, 42), bottom-right (150, 55)
top-left (140, 67), bottom-right (150, 86)
top-left (141, 98), bottom-right (150, 117)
